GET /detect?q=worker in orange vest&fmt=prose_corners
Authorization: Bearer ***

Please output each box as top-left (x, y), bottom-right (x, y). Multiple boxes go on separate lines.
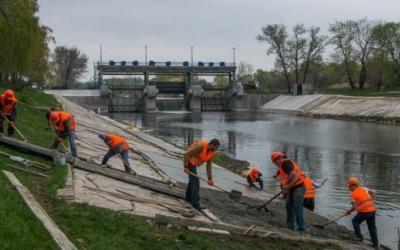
top-left (49, 111), bottom-right (78, 157)
top-left (303, 177), bottom-right (321, 211)
top-left (183, 138), bottom-right (220, 210)
top-left (99, 133), bottom-right (136, 175)
top-left (346, 177), bottom-right (378, 248)
top-left (0, 89), bottom-right (17, 136)
top-left (246, 166), bottom-right (263, 189)
top-left (271, 151), bottom-right (306, 231)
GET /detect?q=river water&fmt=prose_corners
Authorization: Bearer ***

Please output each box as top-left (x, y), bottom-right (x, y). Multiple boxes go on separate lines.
top-left (110, 111), bottom-right (400, 249)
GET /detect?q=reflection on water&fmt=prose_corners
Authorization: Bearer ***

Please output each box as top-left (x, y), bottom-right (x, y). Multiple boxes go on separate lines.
top-left (110, 111), bottom-right (400, 249)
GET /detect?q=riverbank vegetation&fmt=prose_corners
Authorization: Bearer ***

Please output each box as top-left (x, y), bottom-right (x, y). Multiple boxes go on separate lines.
top-left (238, 19), bottom-right (400, 95)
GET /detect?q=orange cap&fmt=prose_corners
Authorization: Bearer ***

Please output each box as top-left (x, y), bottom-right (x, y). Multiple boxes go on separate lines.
top-left (348, 177), bottom-right (359, 186)
top-left (4, 89), bottom-right (14, 99)
top-left (49, 111), bottom-right (59, 123)
top-left (271, 151), bottom-right (284, 163)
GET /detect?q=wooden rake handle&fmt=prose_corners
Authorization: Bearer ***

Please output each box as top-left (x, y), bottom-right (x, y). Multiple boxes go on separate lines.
top-left (187, 170), bottom-right (227, 193)
top-left (1, 113), bottom-right (27, 142)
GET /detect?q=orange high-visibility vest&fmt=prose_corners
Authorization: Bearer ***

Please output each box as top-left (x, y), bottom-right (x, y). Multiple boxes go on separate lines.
top-left (0, 95), bottom-right (17, 116)
top-left (351, 186), bottom-right (376, 213)
top-left (247, 167), bottom-right (260, 182)
top-left (106, 133), bottom-right (129, 151)
top-left (187, 140), bottom-right (216, 166)
top-left (304, 177), bottom-right (316, 199)
top-left (278, 159), bottom-right (305, 189)
top-left (55, 111), bottom-right (76, 132)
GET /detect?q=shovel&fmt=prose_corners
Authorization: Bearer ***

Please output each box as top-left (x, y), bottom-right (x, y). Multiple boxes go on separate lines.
top-left (248, 189), bottom-right (284, 211)
top-left (187, 171), bottom-right (242, 201)
top-left (312, 213), bottom-right (348, 229)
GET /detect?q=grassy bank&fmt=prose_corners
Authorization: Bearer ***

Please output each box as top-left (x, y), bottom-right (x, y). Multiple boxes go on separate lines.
top-left (322, 87), bottom-right (400, 97)
top-left (0, 88), bottom-right (333, 250)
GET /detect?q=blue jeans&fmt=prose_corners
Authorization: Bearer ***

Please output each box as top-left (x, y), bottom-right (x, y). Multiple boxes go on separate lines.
top-left (101, 149), bottom-right (132, 172)
top-left (185, 163), bottom-right (200, 210)
top-left (352, 212), bottom-right (378, 247)
top-left (286, 184), bottom-right (305, 231)
top-left (50, 130), bottom-right (78, 157)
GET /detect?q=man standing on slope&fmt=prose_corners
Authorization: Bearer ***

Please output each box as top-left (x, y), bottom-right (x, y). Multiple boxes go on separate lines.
top-left (346, 177), bottom-right (379, 248)
top-left (0, 89), bottom-right (17, 137)
top-left (49, 111), bottom-right (78, 157)
top-left (271, 151), bottom-right (306, 231)
top-left (98, 133), bottom-right (136, 175)
top-left (183, 138), bottom-right (220, 210)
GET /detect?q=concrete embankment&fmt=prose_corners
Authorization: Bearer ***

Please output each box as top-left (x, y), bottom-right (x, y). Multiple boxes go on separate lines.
top-left (262, 94), bottom-right (400, 123)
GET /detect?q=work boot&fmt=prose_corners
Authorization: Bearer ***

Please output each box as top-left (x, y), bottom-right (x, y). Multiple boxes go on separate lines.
top-left (195, 204), bottom-right (208, 211)
top-left (128, 169), bottom-right (137, 175)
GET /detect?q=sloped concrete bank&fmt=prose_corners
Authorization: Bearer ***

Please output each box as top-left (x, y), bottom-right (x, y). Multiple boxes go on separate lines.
top-left (48, 95), bottom-right (376, 249)
top-left (261, 94), bottom-right (400, 124)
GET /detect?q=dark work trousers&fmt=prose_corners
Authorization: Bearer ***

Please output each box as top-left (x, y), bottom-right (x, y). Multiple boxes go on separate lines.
top-left (247, 176), bottom-right (264, 189)
top-left (286, 184), bottom-right (305, 231)
top-left (50, 130), bottom-right (78, 157)
top-left (0, 114), bottom-right (15, 136)
top-left (303, 198), bottom-right (315, 211)
top-left (185, 163), bottom-right (200, 210)
top-left (352, 211), bottom-right (379, 247)
top-left (101, 149), bottom-right (132, 172)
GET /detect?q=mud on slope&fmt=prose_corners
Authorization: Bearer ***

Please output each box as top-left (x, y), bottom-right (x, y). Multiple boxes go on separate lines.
top-left (197, 187), bottom-right (358, 243)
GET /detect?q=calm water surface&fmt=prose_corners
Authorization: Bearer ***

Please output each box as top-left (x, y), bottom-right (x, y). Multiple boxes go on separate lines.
top-left (111, 111), bottom-right (400, 249)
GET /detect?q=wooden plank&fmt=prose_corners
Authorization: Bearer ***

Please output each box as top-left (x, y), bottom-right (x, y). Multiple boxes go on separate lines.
top-left (2, 170), bottom-right (78, 250)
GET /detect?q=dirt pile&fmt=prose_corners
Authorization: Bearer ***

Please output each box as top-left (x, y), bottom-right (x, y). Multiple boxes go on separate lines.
top-left (198, 187), bottom-right (357, 242)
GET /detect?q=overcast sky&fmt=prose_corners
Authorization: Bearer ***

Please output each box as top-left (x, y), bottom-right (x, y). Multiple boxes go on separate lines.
top-left (38, 0), bottom-right (400, 80)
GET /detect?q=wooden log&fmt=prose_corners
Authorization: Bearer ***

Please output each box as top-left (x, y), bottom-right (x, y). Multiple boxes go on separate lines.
top-left (2, 170), bottom-right (78, 250)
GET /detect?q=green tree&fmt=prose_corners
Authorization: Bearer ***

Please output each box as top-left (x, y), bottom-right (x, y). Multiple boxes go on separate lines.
top-left (257, 24), bottom-right (291, 92)
top-left (351, 18), bottom-right (377, 90)
top-left (0, 0), bottom-right (51, 88)
top-left (329, 21), bottom-right (357, 90)
top-left (49, 46), bottom-right (88, 88)
top-left (237, 61), bottom-right (254, 84)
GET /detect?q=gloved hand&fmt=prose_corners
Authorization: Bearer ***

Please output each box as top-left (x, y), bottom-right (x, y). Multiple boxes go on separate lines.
top-left (207, 179), bottom-right (214, 186)
top-left (184, 166), bottom-right (189, 173)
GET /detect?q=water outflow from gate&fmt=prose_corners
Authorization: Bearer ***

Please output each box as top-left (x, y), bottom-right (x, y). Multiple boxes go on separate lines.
top-left (112, 111), bottom-right (400, 249)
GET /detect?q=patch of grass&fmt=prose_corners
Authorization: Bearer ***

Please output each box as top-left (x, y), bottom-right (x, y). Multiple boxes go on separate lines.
top-left (0, 89), bottom-right (336, 250)
top-left (0, 171), bottom-right (58, 250)
top-left (321, 87), bottom-right (400, 97)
